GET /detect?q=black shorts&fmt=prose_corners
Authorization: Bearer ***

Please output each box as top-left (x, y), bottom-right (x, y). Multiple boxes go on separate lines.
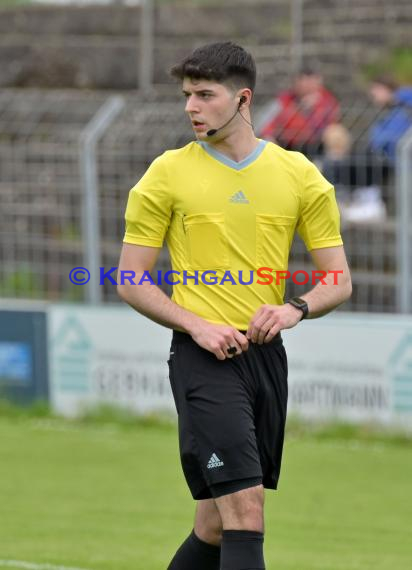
top-left (167, 331), bottom-right (288, 500)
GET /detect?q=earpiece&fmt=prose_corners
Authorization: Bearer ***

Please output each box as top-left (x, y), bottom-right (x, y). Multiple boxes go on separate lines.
top-left (206, 95), bottom-right (251, 136)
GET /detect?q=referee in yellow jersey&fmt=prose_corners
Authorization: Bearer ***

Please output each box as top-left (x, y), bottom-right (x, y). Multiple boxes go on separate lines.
top-left (118, 42), bottom-right (352, 570)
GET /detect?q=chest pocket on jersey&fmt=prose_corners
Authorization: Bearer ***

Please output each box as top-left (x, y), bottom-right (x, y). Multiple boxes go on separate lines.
top-left (183, 213), bottom-right (230, 270)
top-left (256, 214), bottom-right (295, 270)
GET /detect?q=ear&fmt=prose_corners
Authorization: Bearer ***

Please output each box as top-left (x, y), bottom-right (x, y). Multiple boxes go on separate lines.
top-left (237, 88), bottom-right (253, 106)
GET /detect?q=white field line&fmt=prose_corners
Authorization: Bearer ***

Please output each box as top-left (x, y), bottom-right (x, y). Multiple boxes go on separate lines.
top-left (0, 561), bottom-right (93, 570)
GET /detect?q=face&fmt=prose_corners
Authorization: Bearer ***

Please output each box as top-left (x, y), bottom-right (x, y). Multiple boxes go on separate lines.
top-left (294, 74), bottom-right (322, 97)
top-left (182, 77), bottom-right (242, 140)
top-left (369, 83), bottom-right (393, 108)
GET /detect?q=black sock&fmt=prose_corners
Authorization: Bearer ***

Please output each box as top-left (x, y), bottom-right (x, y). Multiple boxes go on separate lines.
top-left (220, 530), bottom-right (265, 570)
top-left (167, 529), bottom-right (221, 570)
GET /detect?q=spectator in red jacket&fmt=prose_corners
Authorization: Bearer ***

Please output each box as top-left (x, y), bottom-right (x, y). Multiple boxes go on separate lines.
top-left (259, 68), bottom-right (340, 157)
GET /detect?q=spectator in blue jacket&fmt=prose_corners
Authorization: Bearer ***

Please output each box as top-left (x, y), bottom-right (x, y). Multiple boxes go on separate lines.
top-left (369, 75), bottom-right (412, 162)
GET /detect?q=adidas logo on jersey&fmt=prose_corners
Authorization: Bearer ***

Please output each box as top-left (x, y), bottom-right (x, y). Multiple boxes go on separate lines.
top-left (230, 190), bottom-right (249, 204)
top-left (207, 453), bottom-right (224, 469)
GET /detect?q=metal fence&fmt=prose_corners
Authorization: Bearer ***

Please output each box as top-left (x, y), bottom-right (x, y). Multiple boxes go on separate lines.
top-left (0, 88), bottom-right (411, 313)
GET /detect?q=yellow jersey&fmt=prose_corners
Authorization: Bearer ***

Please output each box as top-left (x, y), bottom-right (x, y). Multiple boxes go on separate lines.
top-left (123, 140), bottom-right (342, 329)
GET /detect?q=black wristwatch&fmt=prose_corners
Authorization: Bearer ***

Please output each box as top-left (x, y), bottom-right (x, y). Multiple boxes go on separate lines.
top-left (286, 297), bottom-right (309, 320)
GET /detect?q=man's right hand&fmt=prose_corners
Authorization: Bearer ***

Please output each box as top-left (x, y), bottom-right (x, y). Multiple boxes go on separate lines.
top-left (188, 320), bottom-right (249, 361)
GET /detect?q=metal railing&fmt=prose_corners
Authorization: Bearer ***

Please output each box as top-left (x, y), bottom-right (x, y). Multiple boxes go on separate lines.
top-left (0, 89), bottom-right (411, 313)
top-left (395, 126), bottom-right (412, 313)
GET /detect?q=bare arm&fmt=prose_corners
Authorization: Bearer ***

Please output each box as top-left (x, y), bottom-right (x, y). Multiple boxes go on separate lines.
top-left (117, 243), bottom-right (248, 359)
top-left (247, 245), bottom-right (352, 343)
top-left (117, 243), bottom-right (197, 332)
top-left (300, 245), bottom-right (352, 318)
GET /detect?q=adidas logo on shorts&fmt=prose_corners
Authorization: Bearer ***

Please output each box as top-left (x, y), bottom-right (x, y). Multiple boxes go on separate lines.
top-left (207, 453), bottom-right (224, 469)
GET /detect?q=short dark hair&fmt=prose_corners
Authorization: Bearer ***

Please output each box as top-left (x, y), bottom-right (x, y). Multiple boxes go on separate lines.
top-left (297, 60), bottom-right (322, 77)
top-left (371, 74), bottom-right (398, 92)
top-left (171, 41), bottom-right (256, 92)
top-left (299, 66), bottom-right (321, 77)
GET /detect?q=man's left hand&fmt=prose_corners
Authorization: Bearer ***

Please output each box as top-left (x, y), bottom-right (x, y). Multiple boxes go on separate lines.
top-left (246, 303), bottom-right (303, 344)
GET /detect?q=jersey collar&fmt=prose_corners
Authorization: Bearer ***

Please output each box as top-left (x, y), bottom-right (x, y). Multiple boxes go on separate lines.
top-left (197, 139), bottom-right (267, 171)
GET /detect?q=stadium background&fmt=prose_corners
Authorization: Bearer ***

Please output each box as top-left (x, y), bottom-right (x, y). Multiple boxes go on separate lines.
top-left (0, 1), bottom-right (412, 569)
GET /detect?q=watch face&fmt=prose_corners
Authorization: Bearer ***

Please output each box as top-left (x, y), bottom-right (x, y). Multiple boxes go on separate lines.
top-left (289, 297), bottom-right (308, 318)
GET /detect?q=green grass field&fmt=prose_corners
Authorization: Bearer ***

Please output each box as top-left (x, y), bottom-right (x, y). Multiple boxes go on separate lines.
top-left (0, 410), bottom-right (411, 570)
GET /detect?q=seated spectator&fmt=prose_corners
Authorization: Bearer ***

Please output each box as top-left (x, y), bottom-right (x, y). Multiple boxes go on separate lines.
top-left (369, 75), bottom-right (412, 163)
top-left (320, 124), bottom-right (387, 224)
top-left (259, 67), bottom-right (340, 157)
top-left (320, 123), bottom-right (353, 194)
